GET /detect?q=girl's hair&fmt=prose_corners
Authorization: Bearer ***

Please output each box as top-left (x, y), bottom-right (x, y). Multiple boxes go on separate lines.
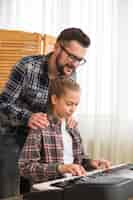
top-left (47, 76), bottom-right (80, 108)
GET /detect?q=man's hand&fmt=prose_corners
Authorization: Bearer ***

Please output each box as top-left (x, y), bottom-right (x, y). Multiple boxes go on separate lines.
top-left (90, 159), bottom-right (111, 170)
top-left (28, 113), bottom-right (49, 129)
top-left (67, 116), bottom-right (78, 129)
top-left (58, 164), bottom-right (86, 176)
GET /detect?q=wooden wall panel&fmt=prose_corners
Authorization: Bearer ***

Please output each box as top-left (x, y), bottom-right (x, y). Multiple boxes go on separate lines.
top-left (0, 30), bottom-right (56, 92)
top-left (0, 30), bottom-right (42, 92)
top-left (42, 34), bottom-right (56, 54)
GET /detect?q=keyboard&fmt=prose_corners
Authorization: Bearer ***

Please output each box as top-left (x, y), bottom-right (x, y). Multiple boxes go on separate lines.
top-left (51, 174), bottom-right (128, 188)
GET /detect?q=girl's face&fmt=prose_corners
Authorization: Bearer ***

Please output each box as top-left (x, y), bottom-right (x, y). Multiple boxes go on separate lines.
top-left (51, 89), bottom-right (80, 120)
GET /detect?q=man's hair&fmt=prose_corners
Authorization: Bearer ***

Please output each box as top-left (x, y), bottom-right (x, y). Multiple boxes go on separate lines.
top-left (57, 28), bottom-right (91, 48)
top-left (48, 76), bottom-right (80, 108)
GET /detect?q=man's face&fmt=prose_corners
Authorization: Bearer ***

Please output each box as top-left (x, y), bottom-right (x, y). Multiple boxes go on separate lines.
top-left (55, 41), bottom-right (87, 76)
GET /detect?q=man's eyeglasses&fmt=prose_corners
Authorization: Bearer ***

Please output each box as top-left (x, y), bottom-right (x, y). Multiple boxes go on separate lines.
top-left (60, 44), bottom-right (86, 65)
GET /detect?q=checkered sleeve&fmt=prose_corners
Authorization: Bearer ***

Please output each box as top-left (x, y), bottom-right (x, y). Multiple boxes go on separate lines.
top-left (0, 58), bottom-right (32, 125)
top-left (19, 128), bottom-right (61, 183)
top-left (71, 127), bottom-right (93, 171)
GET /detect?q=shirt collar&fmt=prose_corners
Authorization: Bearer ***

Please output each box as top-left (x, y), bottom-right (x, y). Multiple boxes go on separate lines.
top-left (42, 52), bottom-right (53, 78)
top-left (47, 112), bottom-right (62, 127)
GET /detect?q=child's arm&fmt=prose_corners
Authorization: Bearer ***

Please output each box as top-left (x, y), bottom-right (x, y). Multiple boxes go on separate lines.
top-left (68, 126), bottom-right (94, 170)
top-left (70, 127), bottom-right (111, 171)
top-left (18, 128), bottom-right (62, 184)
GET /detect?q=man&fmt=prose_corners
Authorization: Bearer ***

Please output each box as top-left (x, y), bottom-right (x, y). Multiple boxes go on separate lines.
top-left (0, 28), bottom-right (91, 198)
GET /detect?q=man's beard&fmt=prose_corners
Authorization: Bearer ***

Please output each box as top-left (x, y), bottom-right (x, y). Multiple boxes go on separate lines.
top-left (56, 59), bottom-right (65, 76)
top-left (55, 55), bottom-right (75, 76)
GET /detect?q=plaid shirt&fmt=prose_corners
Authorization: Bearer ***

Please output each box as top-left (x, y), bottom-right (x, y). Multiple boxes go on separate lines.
top-left (19, 115), bottom-right (85, 184)
top-left (0, 54), bottom-right (76, 133)
top-left (0, 54), bottom-right (50, 126)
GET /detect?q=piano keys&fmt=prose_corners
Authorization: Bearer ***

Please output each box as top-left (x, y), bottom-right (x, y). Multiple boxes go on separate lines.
top-left (24, 163), bottom-right (133, 200)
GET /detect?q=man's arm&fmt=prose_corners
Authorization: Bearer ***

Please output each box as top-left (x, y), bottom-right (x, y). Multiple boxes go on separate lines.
top-left (0, 59), bottom-right (32, 126)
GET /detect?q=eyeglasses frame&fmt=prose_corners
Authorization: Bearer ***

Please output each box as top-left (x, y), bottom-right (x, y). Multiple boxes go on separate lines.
top-left (60, 43), bottom-right (86, 65)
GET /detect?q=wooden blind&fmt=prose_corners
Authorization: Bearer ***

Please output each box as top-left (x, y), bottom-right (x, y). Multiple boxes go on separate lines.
top-left (0, 30), bottom-right (56, 92)
top-left (42, 34), bottom-right (56, 54)
top-left (0, 30), bottom-right (42, 92)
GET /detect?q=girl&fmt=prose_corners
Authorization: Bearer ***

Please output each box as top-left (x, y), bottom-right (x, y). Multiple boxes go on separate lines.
top-left (19, 77), bottom-right (110, 185)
